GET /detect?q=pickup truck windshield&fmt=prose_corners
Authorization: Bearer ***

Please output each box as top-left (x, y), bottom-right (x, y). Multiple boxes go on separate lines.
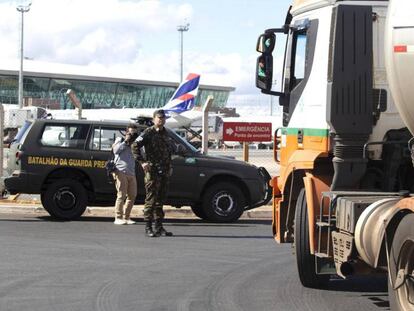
top-left (168, 129), bottom-right (199, 153)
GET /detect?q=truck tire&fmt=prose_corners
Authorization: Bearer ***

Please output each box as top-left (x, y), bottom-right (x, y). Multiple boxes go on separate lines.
top-left (295, 188), bottom-right (329, 288)
top-left (42, 179), bottom-right (87, 220)
top-left (201, 182), bottom-right (245, 222)
top-left (190, 204), bottom-right (207, 220)
top-left (388, 213), bottom-right (414, 311)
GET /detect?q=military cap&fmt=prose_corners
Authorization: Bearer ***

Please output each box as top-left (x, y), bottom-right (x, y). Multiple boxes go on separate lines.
top-left (153, 109), bottom-right (166, 118)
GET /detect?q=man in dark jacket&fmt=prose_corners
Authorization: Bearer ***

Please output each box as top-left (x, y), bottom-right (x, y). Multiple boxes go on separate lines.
top-left (134, 109), bottom-right (173, 237)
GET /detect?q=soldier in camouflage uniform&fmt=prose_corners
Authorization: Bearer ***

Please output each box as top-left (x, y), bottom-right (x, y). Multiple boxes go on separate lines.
top-left (134, 109), bottom-right (173, 237)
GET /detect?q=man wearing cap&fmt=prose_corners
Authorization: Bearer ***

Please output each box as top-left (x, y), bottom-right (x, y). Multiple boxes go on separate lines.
top-left (112, 123), bottom-right (139, 225)
top-left (134, 109), bottom-right (173, 237)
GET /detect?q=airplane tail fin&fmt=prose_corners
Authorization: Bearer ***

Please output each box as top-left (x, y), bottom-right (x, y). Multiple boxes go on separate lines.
top-left (162, 73), bottom-right (200, 116)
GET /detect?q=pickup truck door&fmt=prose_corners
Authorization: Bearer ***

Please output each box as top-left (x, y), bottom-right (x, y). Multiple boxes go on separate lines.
top-left (167, 135), bottom-right (200, 201)
top-left (87, 125), bottom-right (145, 197)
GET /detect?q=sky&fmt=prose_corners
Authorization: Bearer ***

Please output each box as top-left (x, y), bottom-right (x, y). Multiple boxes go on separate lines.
top-left (0, 0), bottom-right (291, 115)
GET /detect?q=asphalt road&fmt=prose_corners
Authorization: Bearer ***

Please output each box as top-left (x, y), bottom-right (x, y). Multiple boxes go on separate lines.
top-left (0, 213), bottom-right (390, 311)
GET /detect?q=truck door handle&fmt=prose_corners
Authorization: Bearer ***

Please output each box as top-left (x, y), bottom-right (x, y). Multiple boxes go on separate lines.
top-left (274, 128), bottom-right (281, 163)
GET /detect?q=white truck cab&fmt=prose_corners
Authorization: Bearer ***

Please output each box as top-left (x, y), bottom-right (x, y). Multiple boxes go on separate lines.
top-left (256, 1), bottom-right (414, 310)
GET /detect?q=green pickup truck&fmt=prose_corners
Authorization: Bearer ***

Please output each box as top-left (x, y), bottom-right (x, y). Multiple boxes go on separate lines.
top-left (5, 119), bottom-right (271, 222)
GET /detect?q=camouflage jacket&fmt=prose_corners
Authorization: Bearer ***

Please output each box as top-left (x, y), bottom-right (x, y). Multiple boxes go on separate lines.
top-left (133, 126), bottom-right (173, 172)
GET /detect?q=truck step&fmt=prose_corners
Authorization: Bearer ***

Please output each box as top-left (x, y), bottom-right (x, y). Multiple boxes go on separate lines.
top-left (315, 252), bottom-right (330, 258)
top-left (316, 221), bottom-right (332, 227)
top-left (316, 218), bottom-right (336, 226)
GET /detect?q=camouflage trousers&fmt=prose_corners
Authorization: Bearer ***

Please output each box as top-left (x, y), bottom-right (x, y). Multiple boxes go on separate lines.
top-left (143, 171), bottom-right (170, 221)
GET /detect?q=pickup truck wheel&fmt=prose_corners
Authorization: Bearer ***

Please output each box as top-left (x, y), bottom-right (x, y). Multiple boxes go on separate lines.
top-left (388, 213), bottom-right (414, 311)
top-left (295, 188), bottom-right (329, 288)
top-left (190, 204), bottom-right (207, 220)
top-left (42, 179), bottom-right (87, 220)
top-left (202, 182), bottom-right (245, 222)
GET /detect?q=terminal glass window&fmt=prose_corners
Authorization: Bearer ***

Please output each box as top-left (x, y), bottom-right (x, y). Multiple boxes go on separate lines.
top-left (40, 124), bottom-right (89, 149)
top-left (197, 89), bottom-right (229, 108)
top-left (114, 84), bottom-right (175, 108)
top-left (0, 75), bottom-right (18, 105)
top-left (0, 73), bottom-right (232, 110)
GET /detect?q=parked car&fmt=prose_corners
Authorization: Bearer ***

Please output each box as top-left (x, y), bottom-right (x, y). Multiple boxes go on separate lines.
top-left (5, 119), bottom-right (271, 222)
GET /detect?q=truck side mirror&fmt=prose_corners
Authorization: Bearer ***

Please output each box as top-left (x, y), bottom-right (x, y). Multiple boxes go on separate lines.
top-left (255, 28), bottom-right (287, 97)
top-left (256, 55), bottom-right (273, 91)
top-left (256, 34), bottom-right (275, 53)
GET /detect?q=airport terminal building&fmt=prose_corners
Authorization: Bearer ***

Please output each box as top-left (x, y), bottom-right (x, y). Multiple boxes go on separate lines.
top-left (0, 61), bottom-right (235, 110)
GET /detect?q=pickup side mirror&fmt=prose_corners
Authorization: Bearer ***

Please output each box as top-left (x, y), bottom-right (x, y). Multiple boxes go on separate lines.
top-left (176, 144), bottom-right (187, 156)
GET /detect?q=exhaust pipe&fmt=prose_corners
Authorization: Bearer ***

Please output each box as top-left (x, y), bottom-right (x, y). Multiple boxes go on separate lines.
top-left (339, 260), bottom-right (376, 278)
top-left (340, 261), bottom-right (355, 277)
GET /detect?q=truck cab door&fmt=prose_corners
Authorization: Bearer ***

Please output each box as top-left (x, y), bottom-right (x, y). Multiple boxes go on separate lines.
top-left (256, 18), bottom-right (317, 127)
top-left (280, 19), bottom-right (316, 126)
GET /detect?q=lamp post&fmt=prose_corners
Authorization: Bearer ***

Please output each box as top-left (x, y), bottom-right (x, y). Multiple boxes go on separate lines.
top-left (177, 23), bottom-right (189, 82)
top-left (17, 1), bottom-right (31, 109)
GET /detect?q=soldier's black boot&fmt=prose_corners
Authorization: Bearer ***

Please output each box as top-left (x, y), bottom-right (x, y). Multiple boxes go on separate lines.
top-left (145, 220), bottom-right (156, 238)
top-left (154, 219), bottom-right (173, 237)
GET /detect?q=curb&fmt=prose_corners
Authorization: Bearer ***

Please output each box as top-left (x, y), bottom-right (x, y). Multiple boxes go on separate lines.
top-left (0, 200), bottom-right (272, 220)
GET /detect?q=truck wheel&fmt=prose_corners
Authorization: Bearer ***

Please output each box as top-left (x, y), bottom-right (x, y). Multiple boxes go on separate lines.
top-left (295, 188), bottom-right (329, 288)
top-left (190, 204), bottom-right (207, 220)
top-left (42, 179), bottom-right (87, 220)
top-left (202, 182), bottom-right (245, 222)
top-left (388, 213), bottom-right (414, 311)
